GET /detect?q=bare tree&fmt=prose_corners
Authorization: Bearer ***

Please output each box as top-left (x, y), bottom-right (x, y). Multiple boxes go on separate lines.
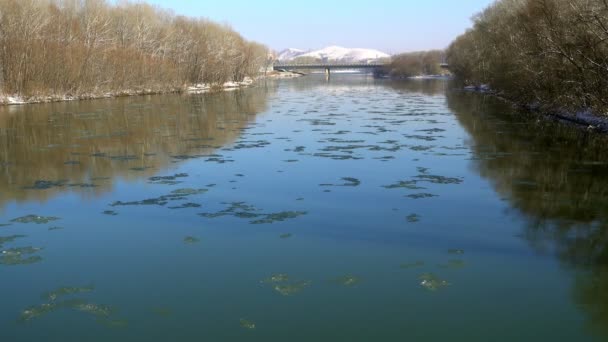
top-left (447, 0), bottom-right (608, 115)
top-left (0, 0), bottom-right (269, 100)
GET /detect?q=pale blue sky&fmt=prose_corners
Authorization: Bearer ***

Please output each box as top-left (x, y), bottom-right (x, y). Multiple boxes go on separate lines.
top-left (141, 0), bottom-right (494, 53)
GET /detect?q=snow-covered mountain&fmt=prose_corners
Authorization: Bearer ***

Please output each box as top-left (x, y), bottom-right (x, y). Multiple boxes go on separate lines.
top-left (277, 48), bottom-right (306, 61)
top-left (277, 46), bottom-right (390, 62)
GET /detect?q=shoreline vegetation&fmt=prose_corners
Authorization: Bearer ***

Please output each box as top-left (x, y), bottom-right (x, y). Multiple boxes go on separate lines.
top-left (378, 50), bottom-right (450, 79)
top-left (0, 0), bottom-right (271, 106)
top-left (446, 0), bottom-right (608, 131)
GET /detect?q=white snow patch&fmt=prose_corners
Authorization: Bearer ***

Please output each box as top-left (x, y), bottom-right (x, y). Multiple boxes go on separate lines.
top-left (188, 77), bottom-right (254, 94)
top-left (6, 96), bottom-right (26, 105)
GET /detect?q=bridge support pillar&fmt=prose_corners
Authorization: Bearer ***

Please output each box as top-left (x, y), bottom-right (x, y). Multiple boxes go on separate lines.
top-left (325, 67), bottom-right (330, 79)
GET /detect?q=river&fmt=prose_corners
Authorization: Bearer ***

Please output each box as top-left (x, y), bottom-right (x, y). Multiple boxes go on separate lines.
top-left (1, 74), bottom-right (608, 341)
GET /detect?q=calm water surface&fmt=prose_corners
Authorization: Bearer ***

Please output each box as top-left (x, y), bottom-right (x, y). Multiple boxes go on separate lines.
top-left (1, 75), bottom-right (608, 341)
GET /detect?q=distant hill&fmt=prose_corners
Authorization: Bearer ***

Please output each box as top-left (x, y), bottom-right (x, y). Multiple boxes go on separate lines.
top-left (277, 46), bottom-right (390, 62)
top-left (277, 48), bottom-right (306, 61)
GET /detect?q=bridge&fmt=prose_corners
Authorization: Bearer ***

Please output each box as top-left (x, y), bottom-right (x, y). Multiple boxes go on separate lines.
top-left (273, 62), bottom-right (386, 76)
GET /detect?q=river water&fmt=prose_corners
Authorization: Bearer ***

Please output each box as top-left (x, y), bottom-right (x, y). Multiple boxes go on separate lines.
top-left (1, 75), bottom-right (608, 341)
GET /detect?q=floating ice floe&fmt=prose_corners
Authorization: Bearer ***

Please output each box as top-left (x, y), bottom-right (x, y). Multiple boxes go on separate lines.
top-left (183, 236), bottom-right (200, 244)
top-left (1, 247), bottom-right (44, 265)
top-left (419, 273), bottom-right (450, 291)
top-left (11, 215), bottom-right (60, 224)
top-left (273, 281), bottom-right (311, 296)
top-left (240, 319), bottom-right (256, 329)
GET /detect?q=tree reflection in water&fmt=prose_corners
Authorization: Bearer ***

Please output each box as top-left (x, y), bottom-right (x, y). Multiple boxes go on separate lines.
top-left (0, 85), bottom-right (275, 209)
top-left (447, 89), bottom-right (608, 336)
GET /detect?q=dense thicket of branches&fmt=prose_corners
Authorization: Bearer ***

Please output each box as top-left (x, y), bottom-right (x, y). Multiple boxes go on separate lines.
top-left (447, 0), bottom-right (608, 115)
top-left (383, 50), bottom-right (445, 78)
top-left (0, 0), bottom-right (268, 97)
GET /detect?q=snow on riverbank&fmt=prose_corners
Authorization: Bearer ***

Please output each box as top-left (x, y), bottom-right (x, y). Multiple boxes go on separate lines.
top-left (463, 84), bottom-right (608, 133)
top-left (264, 71), bottom-right (305, 78)
top-left (187, 77), bottom-right (254, 94)
top-left (553, 109), bottom-right (608, 133)
top-left (0, 89), bottom-right (180, 106)
top-left (5, 96), bottom-right (26, 105)
top-left (0, 78), bottom-right (259, 106)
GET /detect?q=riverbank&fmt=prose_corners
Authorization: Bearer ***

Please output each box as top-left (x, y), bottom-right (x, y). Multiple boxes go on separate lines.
top-left (264, 70), bottom-right (306, 78)
top-left (187, 78), bottom-right (255, 94)
top-left (463, 85), bottom-right (608, 133)
top-left (0, 0), bottom-right (268, 109)
top-left (0, 78), bottom-right (258, 106)
top-left (446, 0), bottom-right (608, 129)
